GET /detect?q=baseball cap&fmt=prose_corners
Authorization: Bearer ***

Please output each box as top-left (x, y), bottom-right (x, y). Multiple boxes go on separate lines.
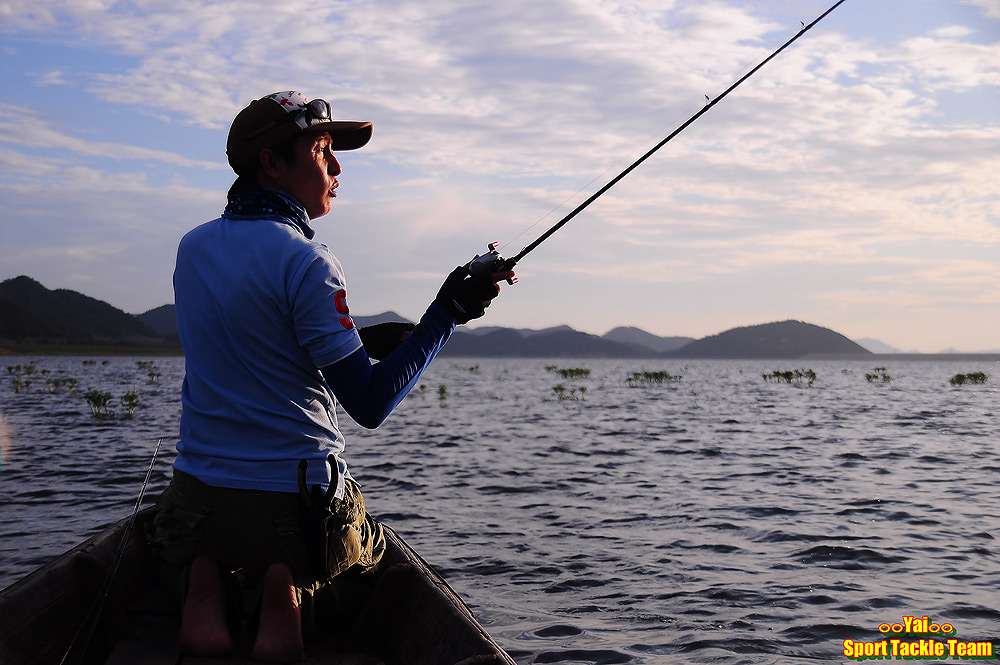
top-left (227, 91), bottom-right (373, 175)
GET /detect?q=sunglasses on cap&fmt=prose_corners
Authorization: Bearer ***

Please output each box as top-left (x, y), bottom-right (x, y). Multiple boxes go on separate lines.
top-left (246, 98), bottom-right (333, 141)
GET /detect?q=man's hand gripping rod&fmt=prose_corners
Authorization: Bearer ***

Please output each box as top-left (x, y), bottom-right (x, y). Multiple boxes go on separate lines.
top-left (464, 0), bottom-right (848, 279)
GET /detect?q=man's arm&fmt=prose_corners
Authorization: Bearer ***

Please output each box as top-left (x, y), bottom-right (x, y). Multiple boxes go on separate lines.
top-left (322, 266), bottom-right (514, 428)
top-left (321, 305), bottom-right (454, 429)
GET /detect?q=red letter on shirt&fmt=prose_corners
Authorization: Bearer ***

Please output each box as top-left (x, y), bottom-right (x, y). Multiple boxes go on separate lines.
top-left (334, 290), bottom-right (354, 329)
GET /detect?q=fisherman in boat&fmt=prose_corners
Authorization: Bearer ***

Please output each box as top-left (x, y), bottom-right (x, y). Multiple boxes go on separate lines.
top-left (149, 91), bottom-right (513, 662)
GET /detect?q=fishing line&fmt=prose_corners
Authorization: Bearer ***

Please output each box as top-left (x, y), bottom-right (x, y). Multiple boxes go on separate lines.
top-left (59, 437), bottom-right (163, 665)
top-left (488, 0), bottom-right (849, 273)
top-left (499, 63), bottom-right (739, 255)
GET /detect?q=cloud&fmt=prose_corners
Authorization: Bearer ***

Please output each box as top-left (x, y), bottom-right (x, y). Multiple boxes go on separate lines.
top-left (962, 0), bottom-right (1000, 21)
top-left (5, 2), bottom-right (996, 178)
top-left (892, 33), bottom-right (1000, 92)
top-left (34, 70), bottom-right (68, 85)
top-left (0, 103), bottom-right (226, 170)
top-left (1, 0), bottom-right (999, 349)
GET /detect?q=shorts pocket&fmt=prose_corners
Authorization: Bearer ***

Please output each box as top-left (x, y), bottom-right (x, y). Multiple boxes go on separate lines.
top-left (148, 487), bottom-right (212, 565)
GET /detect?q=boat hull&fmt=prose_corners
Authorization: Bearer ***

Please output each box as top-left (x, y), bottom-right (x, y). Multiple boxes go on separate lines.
top-left (0, 508), bottom-right (515, 665)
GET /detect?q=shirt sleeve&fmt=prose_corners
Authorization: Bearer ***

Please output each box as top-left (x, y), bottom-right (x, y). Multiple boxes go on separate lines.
top-left (321, 304), bottom-right (456, 429)
top-left (290, 245), bottom-right (364, 368)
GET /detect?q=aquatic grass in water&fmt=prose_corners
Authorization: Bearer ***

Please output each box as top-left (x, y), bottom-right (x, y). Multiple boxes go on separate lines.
top-left (865, 367), bottom-right (891, 384)
top-left (7, 361), bottom-right (40, 393)
top-left (762, 368), bottom-right (817, 386)
top-left (626, 370), bottom-right (682, 386)
top-left (43, 373), bottom-right (78, 394)
top-left (6, 362), bottom-right (80, 393)
top-left (950, 371), bottom-right (988, 386)
top-left (552, 384), bottom-right (587, 400)
top-left (548, 366), bottom-right (592, 397)
top-left (120, 390), bottom-right (141, 419)
top-left (135, 361), bottom-right (162, 383)
top-left (546, 366), bottom-right (591, 380)
top-left (83, 388), bottom-right (115, 418)
top-left (7, 358), bottom-right (160, 420)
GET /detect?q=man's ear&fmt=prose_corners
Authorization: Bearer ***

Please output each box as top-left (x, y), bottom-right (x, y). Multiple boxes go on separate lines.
top-left (257, 148), bottom-right (283, 180)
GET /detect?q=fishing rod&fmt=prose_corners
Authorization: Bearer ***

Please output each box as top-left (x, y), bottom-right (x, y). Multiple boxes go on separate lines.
top-left (469, 0), bottom-right (849, 279)
top-left (59, 438), bottom-right (163, 665)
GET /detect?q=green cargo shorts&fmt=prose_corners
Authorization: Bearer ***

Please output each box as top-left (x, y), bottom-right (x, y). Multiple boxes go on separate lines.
top-left (148, 470), bottom-right (385, 594)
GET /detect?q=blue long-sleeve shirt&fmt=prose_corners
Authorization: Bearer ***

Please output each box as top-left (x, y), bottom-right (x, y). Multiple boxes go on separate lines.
top-left (173, 188), bottom-right (453, 497)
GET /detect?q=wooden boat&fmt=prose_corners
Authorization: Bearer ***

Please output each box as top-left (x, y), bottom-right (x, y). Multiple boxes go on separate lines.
top-left (0, 508), bottom-right (516, 665)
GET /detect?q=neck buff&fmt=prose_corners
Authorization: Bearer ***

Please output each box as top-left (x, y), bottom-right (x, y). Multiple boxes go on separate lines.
top-left (223, 187), bottom-right (315, 239)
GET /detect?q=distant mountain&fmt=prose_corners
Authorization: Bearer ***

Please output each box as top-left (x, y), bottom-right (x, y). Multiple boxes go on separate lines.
top-left (455, 325), bottom-right (692, 356)
top-left (462, 324), bottom-right (575, 338)
top-left (602, 326), bottom-right (694, 353)
top-left (0, 277), bottom-right (895, 359)
top-left (0, 276), bottom-right (166, 346)
top-left (353, 311), bottom-right (413, 328)
top-left (856, 337), bottom-right (903, 354)
top-left (0, 293), bottom-right (64, 338)
top-left (441, 327), bottom-right (656, 358)
top-left (138, 304), bottom-right (179, 337)
top-left (665, 320), bottom-right (871, 359)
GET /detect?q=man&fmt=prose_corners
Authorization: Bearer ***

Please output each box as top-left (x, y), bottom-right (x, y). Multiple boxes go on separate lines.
top-left (150, 91), bottom-right (512, 662)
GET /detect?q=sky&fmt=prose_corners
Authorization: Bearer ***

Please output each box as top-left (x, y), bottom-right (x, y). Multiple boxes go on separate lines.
top-left (0, 0), bottom-right (998, 353)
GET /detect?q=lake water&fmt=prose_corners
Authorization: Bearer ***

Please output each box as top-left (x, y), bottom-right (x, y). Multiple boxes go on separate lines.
top-left (2, 355), bottom-right (999, 663)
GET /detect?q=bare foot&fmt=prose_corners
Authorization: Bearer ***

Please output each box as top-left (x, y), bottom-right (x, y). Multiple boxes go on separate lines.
top-left (252, 562), bottom-right (304, 663)
top-left (179, 556), bottom-right (235, 656)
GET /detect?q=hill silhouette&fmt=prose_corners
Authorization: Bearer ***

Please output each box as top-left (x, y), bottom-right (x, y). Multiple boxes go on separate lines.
top-left (664, 320), bottom-right (871, 359)
top-left (0, 276), bottom-right (167, 347)
top-left (137, 304), bottom-right (179, 338)
top-left (603, 326), bottom-right (693, 353)
top-left (0, 277), bottom-right (877, 358)
top-left (442, 327), bottom-right (653, 358)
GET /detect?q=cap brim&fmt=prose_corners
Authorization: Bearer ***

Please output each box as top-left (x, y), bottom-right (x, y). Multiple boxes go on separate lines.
top-left (307, 121), bottom-right (373, 151)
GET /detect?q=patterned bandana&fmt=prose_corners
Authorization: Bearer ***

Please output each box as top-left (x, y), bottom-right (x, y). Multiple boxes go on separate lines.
top-left (223, 187), bottom-right (315, 239)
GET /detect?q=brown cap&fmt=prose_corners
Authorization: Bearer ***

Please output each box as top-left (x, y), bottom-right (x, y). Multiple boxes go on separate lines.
top-left (226, 91), bottom-right (373, 175)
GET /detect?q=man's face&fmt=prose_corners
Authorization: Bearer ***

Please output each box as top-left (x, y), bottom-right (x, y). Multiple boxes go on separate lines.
top-left (275, 132), bottom-right (342, 219)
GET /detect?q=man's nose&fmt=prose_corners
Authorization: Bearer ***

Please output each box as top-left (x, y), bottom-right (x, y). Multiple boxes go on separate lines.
top-left (329, 154), bottom-right (342, 176)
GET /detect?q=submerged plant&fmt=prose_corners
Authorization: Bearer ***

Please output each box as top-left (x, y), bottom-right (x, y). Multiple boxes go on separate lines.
top-left (83, 389), bottom-right (115, 418)
top-left (865, 367), bottom-right (891, 384)
top-left (762, 369), bottom-right (817, 387)
top-left (136, 360), bottom-right (161, 383)
top-left (120, 390), bottom-right (141, 418)
top-left (546, 366), bottom-right (591, 380)
top-left (43, 373), bottom-right (79, 394)
top-left (7, 362), bottom-right (39, 393)
top-left (950, 372), bottom-right (988, 387)
top-left (627, 370), bottom-right (682, 386)
top-left (553, 384), bottom-right (587, 401)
